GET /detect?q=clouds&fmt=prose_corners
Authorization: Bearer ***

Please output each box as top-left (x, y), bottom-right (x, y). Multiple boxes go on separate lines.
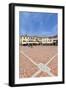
top-left (19, 12), bottom-right (58, 36)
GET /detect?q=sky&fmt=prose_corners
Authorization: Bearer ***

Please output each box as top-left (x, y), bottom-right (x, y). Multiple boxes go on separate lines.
top-left (19, 12), bottom-right (58, 37)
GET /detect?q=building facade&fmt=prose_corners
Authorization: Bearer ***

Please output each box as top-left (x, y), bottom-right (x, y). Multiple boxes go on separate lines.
top-left (19, 35), bottom-right (58, 46)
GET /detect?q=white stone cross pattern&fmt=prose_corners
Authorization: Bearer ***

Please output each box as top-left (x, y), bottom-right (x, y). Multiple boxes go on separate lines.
top-left (20, 51), bottom-right (57, 77)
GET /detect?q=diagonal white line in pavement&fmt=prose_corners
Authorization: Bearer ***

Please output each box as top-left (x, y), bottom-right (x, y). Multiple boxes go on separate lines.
top-left (20, 50), bottom-right (57, 77)
top-left (31, 63), bottom-right (54, 77)
top-left (20, 51), bottom-right (38, 66)
top-left (32, 70), bottom-right (54, 77)
top-left (46, 54), bottom-right (57, 65)
top-left (47, 71), bottom-right (54, 76)
top-left (39, 53), bottom-right (57, 77)
top-left (32, 70), bottom-right (41, 77)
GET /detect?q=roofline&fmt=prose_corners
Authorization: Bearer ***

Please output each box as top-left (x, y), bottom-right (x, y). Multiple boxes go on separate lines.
top-left (20, 35), bottom-right (58, 38)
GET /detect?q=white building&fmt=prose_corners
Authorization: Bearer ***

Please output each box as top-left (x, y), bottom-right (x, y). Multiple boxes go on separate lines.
top-left (19, 35), bottom-right (58, 46)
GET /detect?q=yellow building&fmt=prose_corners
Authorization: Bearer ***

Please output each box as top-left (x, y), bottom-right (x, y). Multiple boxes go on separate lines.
top-left (19, 35), bottom-right (58, 46)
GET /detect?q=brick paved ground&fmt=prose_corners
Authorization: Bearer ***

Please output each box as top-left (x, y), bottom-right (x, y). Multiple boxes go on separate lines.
top-left (19, 46), bottom-right (58, 78)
